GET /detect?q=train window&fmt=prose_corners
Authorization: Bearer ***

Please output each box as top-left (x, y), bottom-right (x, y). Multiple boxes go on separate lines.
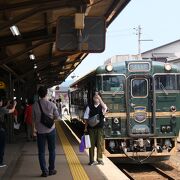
top-left (177, 75), bottom-right (180, 90)
top-left (155, 75), bottom-right (175, 90)
top-left (96, 76), bottom-right (102, 91)
top-left (102, 75), bottom-right (125, 92)
top-left (131, 79), bottom-right (148, 97)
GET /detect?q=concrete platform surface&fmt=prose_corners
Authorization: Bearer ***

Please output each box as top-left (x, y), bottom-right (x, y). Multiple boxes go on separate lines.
top-left (0, 121), bottom-right (129, 180)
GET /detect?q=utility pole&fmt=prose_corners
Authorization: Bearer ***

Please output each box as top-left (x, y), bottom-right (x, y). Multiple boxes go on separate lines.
top-left (134, 25), bottom-right (153, 55)
top-left (137, 25), bottom-right (141, 55)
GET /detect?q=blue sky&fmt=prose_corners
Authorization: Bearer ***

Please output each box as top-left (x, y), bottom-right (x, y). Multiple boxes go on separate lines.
top-left (63, 0), bottom-right (180, 84)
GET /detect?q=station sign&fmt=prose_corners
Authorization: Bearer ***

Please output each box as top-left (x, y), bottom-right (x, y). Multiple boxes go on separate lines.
top-left (56, 16), bottom-right (106, 53)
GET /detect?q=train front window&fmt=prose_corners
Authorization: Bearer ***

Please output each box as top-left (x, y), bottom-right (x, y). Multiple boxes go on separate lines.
top-left (131, 79), bottom-right (148, 97)
top-left (177, 75), bottom-right (180, 90)
top-left (155, 75), bottom-right (176, 90)
top-left (102, 75), bottom-right (125, 92)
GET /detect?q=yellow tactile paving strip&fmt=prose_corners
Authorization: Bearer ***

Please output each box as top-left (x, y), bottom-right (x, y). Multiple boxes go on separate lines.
top-left (56, 121), bottom-right (89, 180)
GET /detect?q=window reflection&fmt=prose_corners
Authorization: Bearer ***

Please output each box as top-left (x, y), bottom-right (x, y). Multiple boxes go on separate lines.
top-left (102, 75), bottom-right (125, 92)
top-left (177, 75), bottom-right (180, 90)
top-left (132, 79), bottom-right (147, 97)
top-left (155, 75), bottom-right (175, 90)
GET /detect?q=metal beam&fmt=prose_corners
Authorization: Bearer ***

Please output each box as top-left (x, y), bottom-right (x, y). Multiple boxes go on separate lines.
top-left (1, 64), bottom-right (25, 83)
top-left (19, 55), bottom-right (67, 78)
top-left (0, 29), bottom-right (55, 47)
top-left (0, 1), bottom-right (81, 31)
top-left (105, 0), bottom-right (131, 27)
top-left (0, 0), bottom-right (90, 11)
top-left (0, 37), bottom-right (55, 66)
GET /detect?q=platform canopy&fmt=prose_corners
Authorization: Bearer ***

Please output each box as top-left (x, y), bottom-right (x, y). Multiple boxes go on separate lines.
top-left (0, 0), bottom-right (130, 88)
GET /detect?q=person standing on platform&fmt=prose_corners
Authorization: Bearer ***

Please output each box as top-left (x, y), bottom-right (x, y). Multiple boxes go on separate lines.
top-left (56, 98), bottom-right (62, 119)
top-left (32, 86), bottom-right (60, 177)
top-left (84, 92), bottom-right (107, 166)
top-left (24, 98), bottom-right (35, 141)
top-left (0, 98), bottom-right (16, 168)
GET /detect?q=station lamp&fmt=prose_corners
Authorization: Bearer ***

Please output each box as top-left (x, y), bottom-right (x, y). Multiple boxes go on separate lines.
top-left (34, 64), bottom-right (37, 69)
top-left (29, 53), bottom-right (36, 60)
top-left (10, 25), bottom-right (21, 36)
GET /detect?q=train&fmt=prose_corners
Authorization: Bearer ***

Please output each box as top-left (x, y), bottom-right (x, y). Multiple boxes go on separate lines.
top-left (69, 59), bottom-right (180, 163)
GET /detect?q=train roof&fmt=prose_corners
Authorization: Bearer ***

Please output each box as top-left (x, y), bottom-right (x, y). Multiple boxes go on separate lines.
top-left (70, 59), bottom-right (180, 88)
top-left (70, 69), bottom-right (96, 88)
top-left (96, 60), bottom-right (180, 74)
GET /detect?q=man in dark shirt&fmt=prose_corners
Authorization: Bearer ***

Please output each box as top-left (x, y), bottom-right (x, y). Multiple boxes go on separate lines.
top-left (0, 98), bottom-right (16, 168)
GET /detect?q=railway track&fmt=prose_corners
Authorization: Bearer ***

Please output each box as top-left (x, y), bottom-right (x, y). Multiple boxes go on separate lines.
top-left (118, 163), bottom-right (178, 180)
top-left (63, 115), bottom-right (179, 180)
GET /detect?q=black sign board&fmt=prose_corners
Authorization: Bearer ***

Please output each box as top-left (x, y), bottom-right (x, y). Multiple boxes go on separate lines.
top-left (56, 16), bottom-right (106, 52)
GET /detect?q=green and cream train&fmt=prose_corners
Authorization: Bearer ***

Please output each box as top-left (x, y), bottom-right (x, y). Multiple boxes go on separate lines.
top-left (69, 60), bottom-right (180, 163)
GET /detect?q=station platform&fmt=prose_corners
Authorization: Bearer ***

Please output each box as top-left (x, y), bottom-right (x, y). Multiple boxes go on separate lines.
top-left (0, 120), bottom-right (129, 180)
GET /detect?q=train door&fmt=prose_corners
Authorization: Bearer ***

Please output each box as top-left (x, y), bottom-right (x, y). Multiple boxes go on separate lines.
top-left (126, 75), bottom-right (155, 137)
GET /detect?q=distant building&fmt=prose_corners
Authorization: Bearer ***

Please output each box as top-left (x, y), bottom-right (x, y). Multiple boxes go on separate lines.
top-left (104, 40), bottom-right (180, 67)
top-left (141, 39), bottom-right (180, 66)
top-left (104, 54), bottom-right (142, 64)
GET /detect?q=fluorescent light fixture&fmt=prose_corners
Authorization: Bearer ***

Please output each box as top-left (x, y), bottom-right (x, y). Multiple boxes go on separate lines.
top-left (10, 25), bottom-right (21, 36)
top-left (29, 53), bottom-right (35, 60)
top-left (66, 58), bottom-right (71, 62)
top-left (34, 64), bottom-right (37, 69)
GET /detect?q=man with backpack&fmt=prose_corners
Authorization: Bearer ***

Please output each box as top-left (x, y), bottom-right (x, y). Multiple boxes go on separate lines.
top-left (32, 86), bottom-right (60, 177)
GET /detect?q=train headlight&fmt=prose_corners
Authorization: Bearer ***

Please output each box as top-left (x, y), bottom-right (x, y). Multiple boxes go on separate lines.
top-left (113, 118), bottom-right (119, 124)
top-left (105, 64), bottom-right (113, 72)
top-left (164, 63), bottom-right (172, 71)
top-left (166, 125), bottom-right (172, 133)
top-left (161, 125), bottom-right (166, 133)
top-left (170, 106), bottom-right (176, 112)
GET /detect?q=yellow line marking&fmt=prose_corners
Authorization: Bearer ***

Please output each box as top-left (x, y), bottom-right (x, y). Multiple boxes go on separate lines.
top-left (56, 121), bottom-right (89, 180)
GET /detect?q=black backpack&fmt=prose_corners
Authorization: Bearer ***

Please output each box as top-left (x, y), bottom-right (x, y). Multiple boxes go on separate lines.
top-left (38, 101), bottom-right (54, 128)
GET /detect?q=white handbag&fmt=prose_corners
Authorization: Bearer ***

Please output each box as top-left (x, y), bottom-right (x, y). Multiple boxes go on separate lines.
top-left (84, 134), bottom-right (91, 149)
